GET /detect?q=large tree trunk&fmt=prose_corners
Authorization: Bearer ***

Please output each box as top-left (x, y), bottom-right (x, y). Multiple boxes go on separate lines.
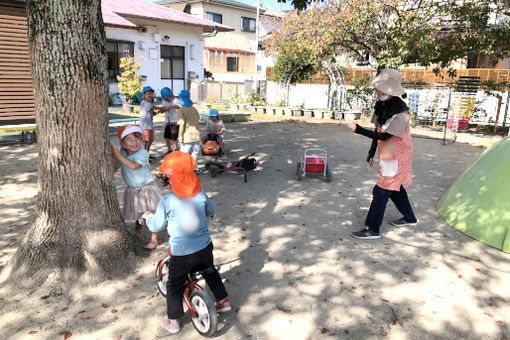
top-left (2, 0), bottom-right (136, 285)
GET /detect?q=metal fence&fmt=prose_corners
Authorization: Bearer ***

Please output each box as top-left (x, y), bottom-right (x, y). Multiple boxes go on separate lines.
top-left (190, 80), bottom-right (255, 104)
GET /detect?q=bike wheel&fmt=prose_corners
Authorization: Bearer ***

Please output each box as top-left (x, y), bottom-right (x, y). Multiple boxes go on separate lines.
top-left (190, 290), bottom-right (218, 337)
top-left (205, 161), bottom-right (225, 177)
top-left (296, 162), bottom-right (302, 181)
top-left (156, 260), bottom-right (168, 297)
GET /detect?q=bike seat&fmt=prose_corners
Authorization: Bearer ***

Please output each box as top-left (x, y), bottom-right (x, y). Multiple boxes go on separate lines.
top-left (189, 266), bottom-right (214, 279)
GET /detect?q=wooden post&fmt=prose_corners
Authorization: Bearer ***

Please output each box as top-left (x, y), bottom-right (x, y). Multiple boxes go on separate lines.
top-left (493, 95), bottom-right (503, 134)
top-left (432, 92), bottom-right (440, 128)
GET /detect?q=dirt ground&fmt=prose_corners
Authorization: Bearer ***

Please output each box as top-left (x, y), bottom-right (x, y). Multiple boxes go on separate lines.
top-left (0, 116), bottom-right (509, 340)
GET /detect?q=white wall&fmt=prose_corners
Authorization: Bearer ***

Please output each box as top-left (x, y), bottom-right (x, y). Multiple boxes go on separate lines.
top-left (105, 19), bottom-right (205, 98)
top-left (201, 3), bottom-right (257, 52)
top-left (212, 72), bottom-right (255, 82)
top-left (266, 81), bottom-right (330, 108)
top-left (267, 80), bottom-right (510, 126)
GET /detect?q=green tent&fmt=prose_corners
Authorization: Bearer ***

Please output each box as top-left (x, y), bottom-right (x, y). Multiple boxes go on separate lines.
top-left (437, 136), bottom-right (510, 253)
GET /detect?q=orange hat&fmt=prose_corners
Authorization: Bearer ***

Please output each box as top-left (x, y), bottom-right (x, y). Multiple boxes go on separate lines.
top-left (159, 151), bottom-right (202, 198)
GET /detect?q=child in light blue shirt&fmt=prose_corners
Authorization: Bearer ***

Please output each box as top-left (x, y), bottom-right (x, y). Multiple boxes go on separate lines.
top-left (143, 151), bottom-right (230, 334)
top-left (112, 124), bottom-right (161, 250)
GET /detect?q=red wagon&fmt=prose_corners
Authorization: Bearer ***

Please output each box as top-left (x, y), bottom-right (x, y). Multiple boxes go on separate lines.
top-left (296, 148), bottom-right (332, 182)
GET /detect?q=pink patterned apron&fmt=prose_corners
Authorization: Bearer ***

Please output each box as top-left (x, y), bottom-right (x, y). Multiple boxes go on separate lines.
top-left (376, 124), bottom-right (413, 191)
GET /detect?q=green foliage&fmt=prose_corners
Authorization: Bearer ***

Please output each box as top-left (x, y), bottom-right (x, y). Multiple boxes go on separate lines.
top-left (229, 94), bottom-right (241, 104)
top-left (268, 0), bottom-right (510, 76)
top-left (273, 43), bottom-right (321, 85)
top-left (116, 57), bottom-right (143, 103)
top-left (246, 91), bottom-right (261, 105)
top-left (345, 74), bottom-right (374, 110)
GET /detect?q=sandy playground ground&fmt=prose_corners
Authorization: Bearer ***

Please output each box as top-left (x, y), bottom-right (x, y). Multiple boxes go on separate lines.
top-left (0, 115), bottom-right (509, 340)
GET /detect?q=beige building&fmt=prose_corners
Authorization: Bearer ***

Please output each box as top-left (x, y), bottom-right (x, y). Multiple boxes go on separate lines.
top-left (158, 0), bottom-right (260, 82)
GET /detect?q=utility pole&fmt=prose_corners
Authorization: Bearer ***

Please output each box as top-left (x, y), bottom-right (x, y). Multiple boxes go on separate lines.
top-left (254, 0), bottom-right (260, 95)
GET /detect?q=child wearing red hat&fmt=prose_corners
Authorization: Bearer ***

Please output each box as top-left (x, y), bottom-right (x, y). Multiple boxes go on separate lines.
top-left (143, 151), bottom-right (230, 334)
top-left (112, 124), bottom-right (161, 250)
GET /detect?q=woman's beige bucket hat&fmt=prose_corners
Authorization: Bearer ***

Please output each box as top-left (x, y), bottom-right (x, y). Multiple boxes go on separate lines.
top-left (370, 69), bottom-right (406, 96)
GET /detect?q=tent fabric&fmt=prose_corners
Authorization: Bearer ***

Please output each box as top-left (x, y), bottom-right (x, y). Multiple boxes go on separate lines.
top-left (437, 136), bottom-right (510, 253)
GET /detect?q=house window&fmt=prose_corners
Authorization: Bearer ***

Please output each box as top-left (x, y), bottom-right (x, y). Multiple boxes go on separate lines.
top-left (227, 57), bottom-right (239, 72)
top-left (161, 45), bottom-right (185, 80)
top-left (206, 12), bottom-right (222, 24)
top-left (184, 4), bottom-right (191, 14)
top-left (107, 40), bottom-right (134, 80)
top-left (241, 17), bottom-right (256, 32)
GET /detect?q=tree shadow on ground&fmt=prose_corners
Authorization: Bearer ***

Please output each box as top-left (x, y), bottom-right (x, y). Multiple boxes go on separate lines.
top-left (0, 120), bottom-right (509, 339)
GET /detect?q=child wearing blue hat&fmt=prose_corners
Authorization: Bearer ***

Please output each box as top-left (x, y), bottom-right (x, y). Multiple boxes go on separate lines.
top-left (201, 108), bottom-right (225, 155)
top-left (139, 86), bottom-right (161, 160)
top-left (158, 87), bottom-right (181, 154)
top-left (177, 90), bottom-right (201, 162)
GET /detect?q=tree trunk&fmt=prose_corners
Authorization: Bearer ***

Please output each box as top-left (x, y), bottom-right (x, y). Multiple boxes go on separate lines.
top-left (2, 0), bottom-right (136, 285)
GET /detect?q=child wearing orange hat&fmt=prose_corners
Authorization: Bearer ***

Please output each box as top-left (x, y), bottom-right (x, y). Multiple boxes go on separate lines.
top-left (112, 124), bottom-right (162, 250)
top-left (143, 151), bottom-right (230, 334)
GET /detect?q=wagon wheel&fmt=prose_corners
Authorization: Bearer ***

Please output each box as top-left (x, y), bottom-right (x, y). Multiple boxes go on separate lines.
top-left (205, 161), bottom-right (225, 177)
top-left (326, 164), bottom-right (332, 183)
top-left (296, 162), bottom-right (302, 181)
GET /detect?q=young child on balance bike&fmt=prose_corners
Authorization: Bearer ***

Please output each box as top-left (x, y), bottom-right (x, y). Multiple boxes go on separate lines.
top-left (143, 151), bottom-right (231, 334)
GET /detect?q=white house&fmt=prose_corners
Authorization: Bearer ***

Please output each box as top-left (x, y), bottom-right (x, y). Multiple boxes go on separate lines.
top-left (158, 0), bottom-right (261, 82)
top-left (102, 0), bottom-right (233, 98)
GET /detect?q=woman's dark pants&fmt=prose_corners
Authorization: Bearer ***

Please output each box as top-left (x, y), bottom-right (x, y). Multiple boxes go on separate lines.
top-left (365, 185), bottom-right (416, 233)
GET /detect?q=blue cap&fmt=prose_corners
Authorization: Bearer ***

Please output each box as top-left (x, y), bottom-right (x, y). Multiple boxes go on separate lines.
top-left (209, 108), bottom-right (219, 117)
top-left (142, 86), bottom-right (154, 94)
top-left (161, 87), bottom-right (172, 100)
top-left (178, 89), bottom-right (193, 106)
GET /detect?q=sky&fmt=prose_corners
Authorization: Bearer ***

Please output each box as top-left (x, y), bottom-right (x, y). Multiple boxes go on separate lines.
top-left (146, 0), bottom-right (294, 11)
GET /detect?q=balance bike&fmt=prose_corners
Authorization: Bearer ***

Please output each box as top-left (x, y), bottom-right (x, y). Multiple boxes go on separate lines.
top-left (156, 249), bottom-right (218, 337)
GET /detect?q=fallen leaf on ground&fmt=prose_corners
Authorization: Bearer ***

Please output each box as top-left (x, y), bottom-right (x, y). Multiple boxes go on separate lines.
top-left (80, 314), bottom-right (88, 320)
top-left (276, 305), bottom-right (291, 313)
top-left (28, 330), bottom-right (38, 335)
top-left (40, 295), bottom-right (50, 300)
top-left (59, 331), bottom-right (72, 339)
top-left (101, 303), bottom-right (109, 308)
top-left (111, 309), bottom-right (118, 313)
top-left (320, 328), bottom-right (328, 334)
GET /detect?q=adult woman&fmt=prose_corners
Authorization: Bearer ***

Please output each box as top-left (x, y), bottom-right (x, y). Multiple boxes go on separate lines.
top-left (348, 68), bottom-right (417, 239)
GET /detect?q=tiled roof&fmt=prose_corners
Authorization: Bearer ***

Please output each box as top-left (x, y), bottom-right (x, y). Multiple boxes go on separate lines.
top-left (102, 0), bottom-right (234, 32)
top-left (157, 0), bottom-right (257, 12)
top-left (205, 46), bottom-right (255, 54)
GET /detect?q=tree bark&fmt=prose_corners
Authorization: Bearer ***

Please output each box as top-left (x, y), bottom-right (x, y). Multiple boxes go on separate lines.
top-left (3, 0), bottom-right (136, 285)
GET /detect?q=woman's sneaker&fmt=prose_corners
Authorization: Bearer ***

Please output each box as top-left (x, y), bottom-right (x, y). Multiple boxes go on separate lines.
top-left (351, 227), bottom-right (381, 239)
top-left (216, 298), bottom-right (231, 313)
top-left (390, 218), bottom-right (417, 227)
top-left (160, 317), bottom-right (180, 334)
